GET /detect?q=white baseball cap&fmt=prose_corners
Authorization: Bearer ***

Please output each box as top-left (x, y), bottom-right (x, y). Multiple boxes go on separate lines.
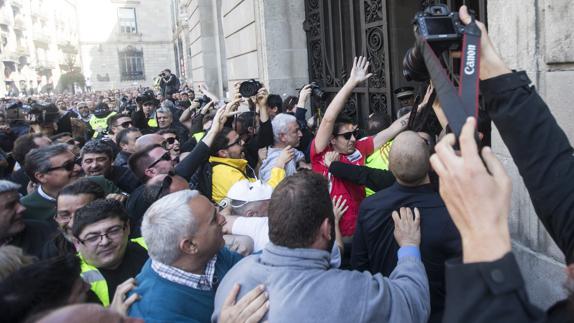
top-left (226, 180), bottom-right (273, 205)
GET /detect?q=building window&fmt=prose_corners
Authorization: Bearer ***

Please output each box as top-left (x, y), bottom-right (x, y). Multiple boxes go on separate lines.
top-left (118, 46), bottom-right (145, 81)
top-left (118, 8), bottom-right (137, 34)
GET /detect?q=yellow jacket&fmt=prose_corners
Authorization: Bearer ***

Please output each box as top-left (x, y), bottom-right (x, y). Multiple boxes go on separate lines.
top-left (209, 156), bottom-right (285, 203)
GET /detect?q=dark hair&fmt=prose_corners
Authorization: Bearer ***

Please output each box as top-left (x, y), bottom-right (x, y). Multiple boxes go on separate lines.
top-left (80, 140), bottom-right (114, 161)
top-left (12, 134), bottom-right (45, 164)
top-left (24, 144), bottom-right (70, 183)
top-left (234, 112), bottom-right (255, 136)
top-left (49, 132), bottom-right (73, 143)
top-left (128, 143), bottom-right (160, 181)
top-left (209, 127), bottom-right (233, 157)
top-left (72, 199), bottom-right (129, 237)
top-left (106, 113), bottom-right (129, 129)
top-left (333, 114), bottom-right (356, 135)
top-left (267, 94), bottom-right (283, 113)
top-left (367, 113), bottom-right (391, 136)
top-left (0, 255), bottom-right (81, 322)
top-left (282, 96), bottom-right (298, 112)
top-left (58, 178), bottom-right (105, 200)
top-left (116, 127), bottom-right (140, 146)
top-left (156, 128), bottom-right (178, 137)
top-left (268, 171), bottom-right (334, 248)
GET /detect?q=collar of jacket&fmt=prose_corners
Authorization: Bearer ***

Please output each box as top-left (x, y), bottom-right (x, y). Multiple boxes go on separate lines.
top-left (259, 243), bottom-right (331, 270)
top-left (209, 156), bottom-right (248, 170)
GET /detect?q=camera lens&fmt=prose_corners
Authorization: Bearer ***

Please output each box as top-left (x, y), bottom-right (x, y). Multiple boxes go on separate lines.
top-left (239, 80), bottom-right (262, 97)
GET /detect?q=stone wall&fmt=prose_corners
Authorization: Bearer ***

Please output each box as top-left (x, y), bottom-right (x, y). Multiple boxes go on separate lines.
top-left (77, 0), bottom-right (175, 90)
top-left (487, 0), bottom-right (574, 309)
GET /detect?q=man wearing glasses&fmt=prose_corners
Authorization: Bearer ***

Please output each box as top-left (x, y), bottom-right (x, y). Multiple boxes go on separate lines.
top-left (21, 144), bottom-right (122, 223)
top-left (72, 199), bottom-right (148, 307)
top-left (310, 56), bottom-right (408, 237)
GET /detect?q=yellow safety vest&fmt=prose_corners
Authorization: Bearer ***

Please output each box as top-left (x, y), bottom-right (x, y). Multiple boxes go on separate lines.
top-left (364, 140), bottom-right (393, 197)
top-left (89, 112), bottom-right (117, 138)
top-left (192, 131), bottom-right (205, 142)
top-left (79, 237), bottom-right (147, 307)
top-left (148, 118), bottom-right (158, 128)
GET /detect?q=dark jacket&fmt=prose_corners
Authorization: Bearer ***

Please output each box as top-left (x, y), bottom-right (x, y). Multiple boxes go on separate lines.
top-left (244, 119), bottom-right (274, 172)
top-left (108, 165), bottom-right (141, 193)
top-left (159, 74), bottom-right (180, 97)
top-left (352, 182), bottom-right (461, 322)
top-left (9, 220), bottom-right (52, 258)
top-left (443, 71), bottom-right (574, 322)
top-left (113, 151), bottom-right (131, 168)
top-left (329, 161), bottom-right (395, 192)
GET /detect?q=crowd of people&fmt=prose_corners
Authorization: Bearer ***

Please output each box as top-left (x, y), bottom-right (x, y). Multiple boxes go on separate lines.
top-left (0, 6), bottom-right (572, 323)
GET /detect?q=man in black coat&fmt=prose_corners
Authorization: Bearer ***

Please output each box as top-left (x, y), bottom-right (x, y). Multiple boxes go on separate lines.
top-left (352, 130), bottom-right (461, 323)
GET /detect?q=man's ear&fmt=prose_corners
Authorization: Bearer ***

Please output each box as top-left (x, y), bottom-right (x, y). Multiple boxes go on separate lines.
top-left (34, 172), bottom-right (48, 185)
top-left (329, 136), bottom-right (337, 147)
top-left (217, 149), bottom-right (228, 158)
top-left (319, 217), bottom-right (331, 241)
top-left (72, 237), bottom-right (82, 250)
top-left (179, 238), bottom-right (199, 255)
top-left (245, 210), bottom-right (256, 217)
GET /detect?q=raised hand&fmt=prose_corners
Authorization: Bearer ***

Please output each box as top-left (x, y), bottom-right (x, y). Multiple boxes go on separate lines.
top-left (324, 151), bottom-right (340, 168)
top-left (348, 56), bottom-right (373, 85)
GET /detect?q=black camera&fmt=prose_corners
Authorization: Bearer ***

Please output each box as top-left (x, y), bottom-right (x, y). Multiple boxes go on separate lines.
top-left (239, 79), bottom-right (262, 97)
top-left (403, 4), bottom-right (465, 82)
top-left (309, 82), bottom-right (327, 100)
top-left (159, 73), bottom-right (166, 78)
top-left (195, 95), bottom-right (212, 106)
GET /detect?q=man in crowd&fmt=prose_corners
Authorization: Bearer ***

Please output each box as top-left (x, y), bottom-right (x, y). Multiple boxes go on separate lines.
top-left (310, 56), bottom-right (408, 237)
top-left (158, 69), bottom-right (180, 101)
top-left (104, 113), bottom-right (134, 154)
top-left (89, 103), bottom-right (116, 139)
top-left (156, 107), bottom-right (189, 143)
top-left (266, 94), bottom-right (283, 120)
top-left (72, 199), bottom-right (148, 307)
top-left (352, 130), bottom-right (461, 322)
top-left (213, 171), bottom-right (430, 322)
top-left (129, 190), bottom-right (242, 322)
top-left (9, 133), bottom-right (52, 195)
top-left (76, 101), bottom-right (92, 124)
top-left (259, 113), bottom-right (305, 182)
top-left (157, 129), bottom-right (182, 162)
top-left (0, 180), bottom-right (51, 257)
top-left (132, 91), bottom-right (159, 133)
top-left (22, 144), bottom-right (121, 222)
top-left (113, 127), bottom-right (142, 168)
top-left (42, 178), bottom-right (106, 259)
top-left (80, 140), bottom-right (141, 193)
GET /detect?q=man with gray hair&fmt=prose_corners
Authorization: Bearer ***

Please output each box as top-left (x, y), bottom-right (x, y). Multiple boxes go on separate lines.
top-left (259, 113), bottom-right (306, 182)
top-left (156, 107), bottom-right (189, 143)
top-left (0, 180), bottom-right (51, 257)
top-left (129, 190), bottom-right (242, 322)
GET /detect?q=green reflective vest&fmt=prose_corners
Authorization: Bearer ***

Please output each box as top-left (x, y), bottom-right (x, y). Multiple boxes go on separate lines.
top-left (364, 140), bottom-right (393, 197)
top-left (79, 237), bottom-right (147, 307)
top-left (89, 112), bottom-right (117, 138)
top-left (192, 131), bottom-right (205, 142)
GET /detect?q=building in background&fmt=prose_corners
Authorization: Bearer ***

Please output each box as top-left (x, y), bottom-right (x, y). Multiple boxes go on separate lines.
top-left (0, 0), bottom-right (80, 96)
top-left (76, 0), bottom-right (176, 91)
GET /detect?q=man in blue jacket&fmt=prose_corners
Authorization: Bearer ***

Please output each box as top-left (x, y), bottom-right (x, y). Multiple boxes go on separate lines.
top-left (129, 190), bottom-right (242, 322)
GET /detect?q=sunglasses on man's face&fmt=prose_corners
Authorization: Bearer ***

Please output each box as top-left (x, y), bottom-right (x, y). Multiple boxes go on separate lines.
top-left (46, 159), bottom-right (75, 173)
top-left (224, 137), bottom-right (242, 149)
top-left (336, 128), bottom-right (360, 140)
top-left (147, 152), bottom-right (171, 169)
top-left (164, 137), bottom-right (179, 145)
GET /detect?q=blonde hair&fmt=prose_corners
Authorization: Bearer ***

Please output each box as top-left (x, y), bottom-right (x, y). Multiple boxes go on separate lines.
top-left (0, 246), bottom-right (36, 281)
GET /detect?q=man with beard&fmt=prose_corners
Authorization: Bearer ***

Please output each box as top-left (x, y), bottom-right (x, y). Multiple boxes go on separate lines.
top-left (41, 179), bottom-right (106, 259)
top-left (22, 144), bottom-right (121, 223)
top-left (0, 180), bottom-right (51, 257)
top-left (76, 101), bottom-right (92, 124)
top-left (72, 199), bottom-right (148, 307)
top-left (80, 140), bottom-right (141, 193)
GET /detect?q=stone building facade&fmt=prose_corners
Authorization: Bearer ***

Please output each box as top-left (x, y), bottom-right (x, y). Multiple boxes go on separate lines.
top-left (0, 0), bottom-right (80, 96)
top-left (76, 0), bottom-right (176, 91)
top-left (488, 0), bottom-right (573, 309)
top-left (176, 0), bottom-right (307, 100)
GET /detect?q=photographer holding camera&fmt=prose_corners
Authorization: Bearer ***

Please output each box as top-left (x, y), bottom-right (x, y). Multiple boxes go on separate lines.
top-left (158, 69), bottom-right (180, 101)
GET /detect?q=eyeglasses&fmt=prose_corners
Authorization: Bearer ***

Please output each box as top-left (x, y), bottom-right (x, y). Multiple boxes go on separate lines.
top-left (147, 152), bottom-right (171, 169)
top-left (224, 137), bottom-right (242, 149)
top-left (336, 128), bottom-right (360, 140)
top-left (45, 160), bottom-right (75, 173)
top-left (76, 224), bottom-right (126, 246)
top-left (162, 137), bottom-right (179, 147)
top-left (119, 121), bottom-right (133, 128)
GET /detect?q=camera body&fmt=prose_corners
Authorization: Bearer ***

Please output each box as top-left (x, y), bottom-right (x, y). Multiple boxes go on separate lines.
top-left (403, 4), bottom-right (466, 82)
top-left (239, 79), bottom-right (262, 98)
top-left (309, 82), bottom-right (326, 100)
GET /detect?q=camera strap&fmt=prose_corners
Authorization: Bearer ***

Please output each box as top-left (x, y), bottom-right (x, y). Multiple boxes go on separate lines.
top-left (420, 20), bottom-right (482, 137)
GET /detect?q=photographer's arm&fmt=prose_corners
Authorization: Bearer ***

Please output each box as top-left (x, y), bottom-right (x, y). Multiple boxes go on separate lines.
top-left (314, 56), bottom-right (372, 154)
top-left (460, 6), bottom-right (574, 262)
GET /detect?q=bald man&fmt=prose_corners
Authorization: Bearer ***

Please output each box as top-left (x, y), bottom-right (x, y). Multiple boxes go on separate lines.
top-left (134, 133), bottom-right (164, 152)
top-left (351, 131), bottom-right (461, 323)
